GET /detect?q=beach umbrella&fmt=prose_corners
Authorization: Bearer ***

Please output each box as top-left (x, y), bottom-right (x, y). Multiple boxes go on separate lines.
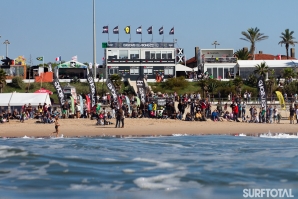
top-left (34, 88), bottom-right (53, 95)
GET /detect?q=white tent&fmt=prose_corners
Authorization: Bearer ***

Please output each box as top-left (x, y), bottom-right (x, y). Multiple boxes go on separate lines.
top-left (0, 93), bottom-right (13, 106)
top-left (175, 64), bottom-right (194, 72)
top-left (0, 93), bottom-right (51, 107)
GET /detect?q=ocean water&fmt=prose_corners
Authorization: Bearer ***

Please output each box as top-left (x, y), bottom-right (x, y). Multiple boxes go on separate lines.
top-left (0, 134), bottom-right (298, 199)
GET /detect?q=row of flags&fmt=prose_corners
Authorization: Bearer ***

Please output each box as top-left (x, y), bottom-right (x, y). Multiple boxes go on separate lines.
top-left (36, 56), bottom-right (77, 62)
top-left (103, 26), bottom-right (174, 35)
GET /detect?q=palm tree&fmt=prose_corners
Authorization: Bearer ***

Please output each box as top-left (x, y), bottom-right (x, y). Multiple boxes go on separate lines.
top-left (278, 29), bottom-right (298, 59)
top-left (234, 48), bottom-right (252, 60)
top-left (240, 27), bottom-right (269, 59)
top-left (0, 69), bottom-right (7, 93)
top-left (281, 68), bottom-right (296, 79)
top-left (254, 62), bottom-right (270, 77)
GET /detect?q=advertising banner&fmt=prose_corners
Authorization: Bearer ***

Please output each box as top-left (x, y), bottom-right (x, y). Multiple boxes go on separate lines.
top-left (136, 76), bottom-right (146, 104)
top-left (106, 78), bottom-right (120, 108)
top-left (257, 76), bottom-right (267, 110)
top-left (87, 69), bottom-right (97, 109)
top-left (52, 68), bottom-right (65, 108)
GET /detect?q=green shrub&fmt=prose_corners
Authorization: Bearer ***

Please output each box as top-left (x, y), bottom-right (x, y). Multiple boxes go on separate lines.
top-left (11, 77), bottom-right (24, 89)
top-left (163, 76), bottom-right (188, 89)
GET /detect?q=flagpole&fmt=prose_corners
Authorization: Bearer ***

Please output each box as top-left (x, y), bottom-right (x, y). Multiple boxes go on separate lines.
top-left (152, 26), bottom-right (153, 42)
top-left (173, 26), bottom-right (175, 46)
top-left (118, 25), bottom-right (119, 43)
top-left (130, 26), bottom-right (131, 42)
top-left (141, 26), bottom-right (142, 42)
top-left (162, 26), bottom-right (164, 42)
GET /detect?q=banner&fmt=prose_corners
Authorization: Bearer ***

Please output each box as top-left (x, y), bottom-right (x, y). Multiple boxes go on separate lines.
top-left (275, 91), bottom-right (286, 109)
top-left (70, 96), bottom-right (75, 115)
top-left (87, 68), bottom-right (97, 109)
top-left (85, 95), bottom-right (91, 111)
top-left (106, 78), bottom-right (120, 108)
top-left (257, 76), bottom-right (267, 110)
top-left (136, 76), bottom-right (146, 104)
top-left (79, 95), bottom-right (84, 115)
top-left (52, 68), bottom-right (65, 108)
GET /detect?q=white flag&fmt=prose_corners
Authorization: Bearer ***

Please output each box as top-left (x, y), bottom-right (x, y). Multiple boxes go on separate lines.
top-left (89, 62), bottom-right (92, 69)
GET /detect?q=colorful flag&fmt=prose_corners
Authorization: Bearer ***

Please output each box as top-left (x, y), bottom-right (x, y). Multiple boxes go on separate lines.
top-left (55, 56), bottom-right (61, 61)
top-left (72, 55), bottom-right (77, 61)
top-left (36, 57), bottom-right (43, 61)
top-left (275, 91), bottom-right (286, 109)
top-left (124, 26), bottom-right (130, 34)
top-left (136, 26), bottom-right (142, 34)
top-left (102, 26), bottom-right (108, 33)
top-left (169, 27), bottom-right (174, 35)
top-left (113, 26), bottom-right (119, 34)
top-left (147, 26), bottom-right (153, 34)
top-left (159, 27), bottom-right (164, 35)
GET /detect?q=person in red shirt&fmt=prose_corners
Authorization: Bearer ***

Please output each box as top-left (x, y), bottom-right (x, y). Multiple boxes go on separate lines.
top-left (232, 103), bottom-right (240, 122)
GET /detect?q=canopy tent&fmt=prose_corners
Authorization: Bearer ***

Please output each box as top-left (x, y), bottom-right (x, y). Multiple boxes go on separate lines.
top-left (175, 64), bottom-right (194, 72)
top-left (0, 93), bottom-right (13, 106)
top-left (57, 61), bottom-right (87, 68)
top-left (0, 93), bottom-right (51, 107)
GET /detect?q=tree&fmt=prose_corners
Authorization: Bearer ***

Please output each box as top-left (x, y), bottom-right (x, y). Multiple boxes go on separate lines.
top-left (234, 48), bottom-right (252, 60)
top-left (254, 62), bottom-right (270, 77)
top-left (0, 69), bottom-right (6, 93)
top-left (240, 27), bottom-right (269, 59)
top-left (278, 29), bottom-right (298, 59)
top-left (281, 68), bottom-right (296, 79)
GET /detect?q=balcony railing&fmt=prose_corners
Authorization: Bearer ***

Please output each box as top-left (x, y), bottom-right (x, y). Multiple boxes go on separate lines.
top-left (204, 57), bottom-right (237, 63)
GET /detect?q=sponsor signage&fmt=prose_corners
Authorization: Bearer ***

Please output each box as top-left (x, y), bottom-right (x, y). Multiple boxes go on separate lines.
top-left (257, 76), bottom-right (267, 110)
top-left (87, 69), bottom-right (97, 108)
top-left (52, 70), bottom-right (65, 108)
top-left (107, 42), bottom-right (175, 48)
top-left (106, 78), bottom-right (120, 108)
top-left (136, 76), bottom-right (146, 104)
top-left (107, 59), bottom-right (175, 64)
top-left (157, 98), bottom-right (167, 106)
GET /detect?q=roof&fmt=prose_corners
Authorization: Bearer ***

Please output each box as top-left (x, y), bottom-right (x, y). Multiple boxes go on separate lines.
top-left (255, 54), bottom-right (296, 60)
top-left (237, 60), bottom-right (298, 68)
top-left (186, 53), bottom-right (297, 65)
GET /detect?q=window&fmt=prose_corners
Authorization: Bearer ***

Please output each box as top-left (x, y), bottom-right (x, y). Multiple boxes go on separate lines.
top-left (145, 51), bottom-right (150, 59)
top-left (144, 68), bottom-right (153, 75)
top-left (130, 67), bottom-right (139, 75)
top-left (108, 50), bottom-right (117, 59)
top-left (213, 68), bottom-right (218, 79)
top-left (130, 50), bottom-right (139, 59)
top-left (156, 51), bottom-right (161, 59)
top-left (162, 51), bottom-right (167, 59)
top-left (223, 68), bottom-right (229, 79)
top-left (167, 51), bottom-right (172, 59)
top-left (164, 68), bottom-right (173, 75)
top-left (218, 68), bottom-right (223, 79)
top-left (150, 51), bottom-right (155, 59)
top-left (109, 68), bottom-right (118, 75)
top-left (119, 50), bottom-right (128, 59)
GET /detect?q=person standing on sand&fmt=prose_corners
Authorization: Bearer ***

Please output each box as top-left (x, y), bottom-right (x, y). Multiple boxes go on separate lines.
top-left (115, 108), bottom-right (122, 128)
top-left (52, 117), bottom-right (60, 137)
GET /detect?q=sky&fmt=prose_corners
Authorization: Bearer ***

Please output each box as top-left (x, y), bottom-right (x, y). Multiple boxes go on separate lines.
top-left (1, 0), bottom-right (298, 65)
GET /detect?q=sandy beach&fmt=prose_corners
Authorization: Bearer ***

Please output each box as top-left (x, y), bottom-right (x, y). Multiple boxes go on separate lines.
top-left (1, 117), bottom-right (297, 138)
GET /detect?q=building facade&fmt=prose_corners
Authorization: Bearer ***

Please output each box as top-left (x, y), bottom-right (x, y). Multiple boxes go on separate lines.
top-left (200, 49), bottom-right (237, 79)
top-left (105, 42), bottom-right (176, 81)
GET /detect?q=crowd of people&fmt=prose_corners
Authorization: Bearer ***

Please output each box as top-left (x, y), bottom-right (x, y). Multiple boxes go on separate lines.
top-left (2, 89), bottom-right (298, 126)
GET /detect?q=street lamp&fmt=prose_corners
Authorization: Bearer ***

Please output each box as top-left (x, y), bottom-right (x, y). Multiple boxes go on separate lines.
top-left (212, 41), bottom-right (220, 49)
top-left (3, 40), bottom-right (10, 57)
